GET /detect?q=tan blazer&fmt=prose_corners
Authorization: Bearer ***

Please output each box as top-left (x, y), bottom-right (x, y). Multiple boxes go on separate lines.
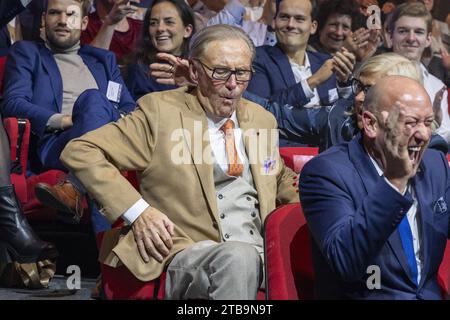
top-left (61, 87), bottom-right (299, 281)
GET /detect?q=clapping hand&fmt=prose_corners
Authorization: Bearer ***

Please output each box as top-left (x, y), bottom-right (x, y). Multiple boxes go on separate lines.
top-left (104, 0), bottom-right (139, 26)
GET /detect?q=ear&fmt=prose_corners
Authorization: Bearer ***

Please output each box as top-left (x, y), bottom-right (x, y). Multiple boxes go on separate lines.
top-left (361, 110), bottom-right (379, 138)
top-left (81, 15), bottom-right (89, 31)
top-left (189, 61), bottom-right (199, 85)
top-left (425, 31), bottom-right (432, 48)
top-left (41, 12), bottom-right (46, 29)
top-left (310, 20), bottom-right (318, 35)
top-left (184, 24), bottom-right (193, 39)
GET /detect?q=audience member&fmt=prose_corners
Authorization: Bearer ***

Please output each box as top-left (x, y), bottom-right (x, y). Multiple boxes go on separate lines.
top-left (81, 0), bottom-right (143, 64)
top-left (300, 75), bottom-right (449, 299)
top-left (389, 2), bottom-right (449, 143)
top-left (0, 0), bottom-right (57, 266)
top-left (124, 0), bottom-right (195, 100)
top-left (60, 25), bottom-right (298, 299)
top-left (0, 0), bottom-right (135, 230)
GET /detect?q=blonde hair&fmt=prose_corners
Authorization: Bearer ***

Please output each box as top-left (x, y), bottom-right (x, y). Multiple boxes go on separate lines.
top-left (355, 52), bottom-right (423, 84)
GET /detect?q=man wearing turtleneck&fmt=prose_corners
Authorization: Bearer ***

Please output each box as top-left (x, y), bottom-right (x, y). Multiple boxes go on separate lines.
top-left (1, 0), bottom-right (135, 227)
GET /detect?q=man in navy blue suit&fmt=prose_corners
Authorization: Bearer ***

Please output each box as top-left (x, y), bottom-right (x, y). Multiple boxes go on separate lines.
top-left (246, 0), bottom-right (355, 123)
top-left (0, 0), bottom-right (135, 229)
top-left (300, 75), bottom-right (450, 299)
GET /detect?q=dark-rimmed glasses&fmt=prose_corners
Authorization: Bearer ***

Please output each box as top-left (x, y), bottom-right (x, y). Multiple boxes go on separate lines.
top-left (351, 78), bottom-right (372, 95)
top-left (193, 59), bottom-right (253, 82)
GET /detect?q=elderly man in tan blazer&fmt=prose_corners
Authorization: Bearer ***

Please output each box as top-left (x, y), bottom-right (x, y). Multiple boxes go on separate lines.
top-left (60, 24), bottom-right (298, 300)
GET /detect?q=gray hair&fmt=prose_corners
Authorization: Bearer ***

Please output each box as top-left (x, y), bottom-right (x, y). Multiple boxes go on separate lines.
top-left (189, 24), bottom-right (256, 62)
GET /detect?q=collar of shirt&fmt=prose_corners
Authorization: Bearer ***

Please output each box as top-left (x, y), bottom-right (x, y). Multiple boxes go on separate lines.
top-left (289, 52), bottom-right (311, 73)
top-left (206, 111), bottom-right (239, 132)
top-left (206, 111), bottom-right (247, 172)
top-left (420, 63), bottom-right (430, 79)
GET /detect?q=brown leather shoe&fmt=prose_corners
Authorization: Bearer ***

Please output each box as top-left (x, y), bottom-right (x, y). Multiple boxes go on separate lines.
top-left (35, 181), bottom-right (84, 223)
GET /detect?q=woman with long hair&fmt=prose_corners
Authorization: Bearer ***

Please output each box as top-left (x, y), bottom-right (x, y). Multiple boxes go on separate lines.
top-left (124, 0), bottom-right (195, 100)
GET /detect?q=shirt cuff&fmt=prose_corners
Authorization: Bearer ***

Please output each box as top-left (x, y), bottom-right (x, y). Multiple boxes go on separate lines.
top-left (46, 113), bottom-right (65, 130)
top-left (20, 0), bottom-right (32, 7)
top-left (121, 198), bottom-right (150, 225)
top-left (383, 177), bottom-right (407, 195)
top-left (300, 79), bottom-right (315, 100)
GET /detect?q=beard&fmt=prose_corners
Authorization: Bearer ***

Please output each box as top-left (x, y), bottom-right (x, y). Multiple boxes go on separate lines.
top-left (45, 27), bottom-right (81, 51)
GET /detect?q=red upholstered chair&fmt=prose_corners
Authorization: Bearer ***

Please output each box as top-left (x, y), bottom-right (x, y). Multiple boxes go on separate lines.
top-left (4, 118), bottom-right (30, 205)
top-left (279, 147), bottom-right (318, 173)
top-left (3, 118), bottom-right (85, 221)
top-left (438, 241), bottom-right (450, 300)
top-left (264, 203), bottom-right (314, 300)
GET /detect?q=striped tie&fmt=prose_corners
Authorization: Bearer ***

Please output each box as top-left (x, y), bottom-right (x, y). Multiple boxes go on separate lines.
top-left (220, 119), bottom-right (244, 177)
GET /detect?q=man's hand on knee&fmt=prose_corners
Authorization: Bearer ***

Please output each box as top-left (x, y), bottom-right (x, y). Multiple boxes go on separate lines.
top-left (132, 207), bottom-right (175, 263)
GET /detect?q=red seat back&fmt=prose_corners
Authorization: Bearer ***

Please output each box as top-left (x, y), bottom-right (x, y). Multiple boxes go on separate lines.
top-left (280, 147), bottom-right (318, 173)
top-left (3, 118), bottom-right (30, 204)
top-left (438, 240), bottom-right (450, 299)
top-left (264, 203), bottom-right (314, 300)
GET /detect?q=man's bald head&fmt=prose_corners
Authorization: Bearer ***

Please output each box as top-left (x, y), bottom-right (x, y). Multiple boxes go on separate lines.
top-left (362, 75), bottom-right (432, 116)
top-left (361, 75), bottom-right (434, 178)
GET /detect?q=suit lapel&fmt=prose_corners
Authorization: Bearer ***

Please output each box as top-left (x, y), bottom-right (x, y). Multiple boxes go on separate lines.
top-left (39, 46), bottom-right (63, 112)
top-left (237, 101), bottom-right (273, 217)
top-left (348, 135), bottom-right (415, 282)
top-left (79, 47), bottom-right (104, 92)
top-left (412, 170), bottom-right (431, 288)
top-left (267, 45), bottom-right (296, 87)
top-left (181, 91), bottom-right (218, 221)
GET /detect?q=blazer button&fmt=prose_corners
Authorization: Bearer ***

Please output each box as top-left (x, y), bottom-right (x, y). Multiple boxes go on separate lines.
top-left (218, 194), bottom-right (223, 200)
top-left (224, 233), bottom-right (230, 239)
top-left (251, 212), bottom-right (256, 218)
top-left (249, 230), bottom-right (254, 235)
top-left (246, 196), bottom-right (252, 201)
top-left (220, 213), bottom-right (225, 219)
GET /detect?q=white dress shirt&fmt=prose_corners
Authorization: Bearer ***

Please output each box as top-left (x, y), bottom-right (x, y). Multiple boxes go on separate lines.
top-left (20, 0), bottom-right (32, 6)
top-left (206, 111), bottom-right (247, 174)
top-left (421, 64), bottom-right (450, 144)
top-left (289, 53), bottom-right (352, 107)
top-left (369, 156), bottom-right (422, 284)
top-left (121, 112), bottom-right (246, 225)
top-left (289, 53), bottom-right (321, 108)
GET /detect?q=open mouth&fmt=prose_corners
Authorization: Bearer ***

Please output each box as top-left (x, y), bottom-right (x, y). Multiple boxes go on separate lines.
top-left (155, 35), bottom-right (171, 42)
top-left (408, 146), bottom-right (421, 165)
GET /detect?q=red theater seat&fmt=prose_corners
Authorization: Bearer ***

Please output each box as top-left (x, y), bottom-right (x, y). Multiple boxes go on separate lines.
top-left (279, 147), bottom-right (318, 173)
top-left (98, 204), bottom-right (310, 300)
top-left (438, 241), bottom-right (450, 299)
top-left (264, 203), bottom-right (314, 300)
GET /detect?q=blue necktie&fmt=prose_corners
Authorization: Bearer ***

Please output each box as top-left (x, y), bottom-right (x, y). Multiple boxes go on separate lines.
top-left (398, 215), bottom-right (418, 285)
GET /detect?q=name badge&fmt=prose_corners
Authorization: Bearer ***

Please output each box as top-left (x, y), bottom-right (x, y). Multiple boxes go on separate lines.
top-left (328, 88), bottom-right (338, 103)
top-left (106, 81), bottom-right (122, 103)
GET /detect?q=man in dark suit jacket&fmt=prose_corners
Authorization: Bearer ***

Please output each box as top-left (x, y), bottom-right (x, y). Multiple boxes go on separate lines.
top-left (300, 75), bottom-right (450, 299)
top-left (247, 0), bottom-right (355, 116)
top-left (0, 0), bottom-right (135, 229)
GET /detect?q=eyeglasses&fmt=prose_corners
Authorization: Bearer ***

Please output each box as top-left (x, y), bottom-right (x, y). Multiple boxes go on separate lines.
top-left (194, 59), bottom-right (253, 82)
top-left (351, 78), bottom-right (372, 95)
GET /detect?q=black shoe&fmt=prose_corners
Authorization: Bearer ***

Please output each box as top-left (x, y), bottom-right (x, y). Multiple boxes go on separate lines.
top-left (0, 185), bottom-right (58, 263)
